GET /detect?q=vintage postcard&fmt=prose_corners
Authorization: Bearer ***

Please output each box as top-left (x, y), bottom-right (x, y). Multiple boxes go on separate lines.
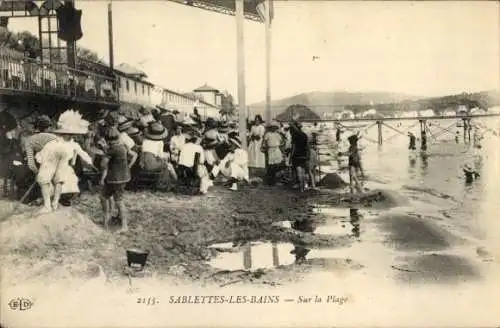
top-left (1, 0), bottom-right (499, 327)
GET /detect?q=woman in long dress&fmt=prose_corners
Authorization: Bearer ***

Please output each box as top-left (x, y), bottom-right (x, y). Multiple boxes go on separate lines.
top-left (248, 115), bottom-right (266, 169)
top-left (262, 120), bottom-right (283, 185)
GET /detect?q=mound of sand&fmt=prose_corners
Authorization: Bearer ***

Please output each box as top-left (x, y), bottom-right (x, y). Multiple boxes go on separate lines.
top-left (318, 173), bottom-right (348, 189)
top-left (1, 207), bottom-right (109, 256)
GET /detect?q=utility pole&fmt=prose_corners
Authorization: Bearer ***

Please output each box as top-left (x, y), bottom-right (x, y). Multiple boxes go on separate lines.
top-left (264, 0), bottom-right (272, 124)
top-left (108, 1), bottom-right (114, 71)
top-left (236, 0), bottom-right (247, 150)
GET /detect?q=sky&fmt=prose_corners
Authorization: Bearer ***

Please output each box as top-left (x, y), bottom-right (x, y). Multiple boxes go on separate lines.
top-left (7, 0), bottom-right (500, 104)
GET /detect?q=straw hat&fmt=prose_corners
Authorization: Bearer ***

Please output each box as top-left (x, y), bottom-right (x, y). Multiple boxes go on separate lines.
top-left (218, 121), bottom-right (231, 133)
top-left (229, 135), bottom-right (242, 149)
top-left (53, 110), bottom-right (89, 135)
top-left (125, 126), bottom-right (140, 137)
top-left (144, 121), bottom-right (168, 140)
top-left (117, 115), bottom-right (133, 132)
top-left (139, 106), bottom-right (151, 115)
top-left (268, 120), bottom-right (280, 129)
top-left (181, 115), bottom-right (196, 126)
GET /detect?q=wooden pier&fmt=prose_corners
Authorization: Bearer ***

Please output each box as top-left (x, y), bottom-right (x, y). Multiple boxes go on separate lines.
top-left (284, 113), bottom-right (500, 147)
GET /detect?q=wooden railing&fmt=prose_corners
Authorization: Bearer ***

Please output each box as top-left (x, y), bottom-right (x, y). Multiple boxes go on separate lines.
top-left (0, 54), bottom-right (119, 104)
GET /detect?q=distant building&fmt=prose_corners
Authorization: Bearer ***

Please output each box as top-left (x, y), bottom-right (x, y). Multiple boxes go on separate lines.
top-left (160, 87), bottom-right (220, 119)
top-left (115, 63), bottom-right (154, 110)
top-left (193, 84), bottom-right (222, 107)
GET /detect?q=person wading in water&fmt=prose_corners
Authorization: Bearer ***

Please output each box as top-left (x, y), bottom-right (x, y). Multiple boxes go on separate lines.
top-left (346, 132), bottom-right (363, 193)
top-left (408, 132), bottom-right (417, 158)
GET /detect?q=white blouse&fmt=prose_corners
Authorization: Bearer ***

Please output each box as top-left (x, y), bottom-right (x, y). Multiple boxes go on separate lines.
top-left (142, 139), bottom-right (164, 157)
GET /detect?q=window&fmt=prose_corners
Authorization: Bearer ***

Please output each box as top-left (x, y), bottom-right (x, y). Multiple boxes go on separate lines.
top-left (126, 80), bottom-right (129, 91)
top-left (148, 87), bottom-right (150, 96)
top-left (134, 82), bottom-right (137, 94)
top-left (142, 85), bottom-right (145, 94)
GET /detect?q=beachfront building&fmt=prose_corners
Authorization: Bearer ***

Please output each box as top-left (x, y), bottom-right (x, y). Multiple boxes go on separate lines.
top-left (336, 110), bottom-right (355, 120)
top-left (193, 84), bottom-right (223, 107)
top-left (114, 63), bottom-right (156, 116)
top-left (160, 87), bottom-right (221, 119)
top-left (0, 44), bottom-right (119, 121)
top-left (419, 109), bottom-right (435, 117)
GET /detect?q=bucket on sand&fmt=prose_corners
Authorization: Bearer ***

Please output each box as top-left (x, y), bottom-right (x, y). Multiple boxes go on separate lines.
top-left (126, 248), bottom-right (150, 269)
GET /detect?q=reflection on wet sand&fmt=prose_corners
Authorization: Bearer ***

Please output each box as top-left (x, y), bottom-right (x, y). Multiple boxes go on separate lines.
top-left (208, 208), bottom-right (364, 271)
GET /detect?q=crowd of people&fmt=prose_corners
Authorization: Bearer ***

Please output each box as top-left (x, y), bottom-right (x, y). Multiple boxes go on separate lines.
top-left (0, 106), bottom-right (322, 232)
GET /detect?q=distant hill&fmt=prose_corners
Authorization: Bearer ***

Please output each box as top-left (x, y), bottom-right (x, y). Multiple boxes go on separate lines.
top-left (248, 91), bottom-right (421, 118)
top-left (249, 90), bottom-right (500, 119)
top-left (346, 90), bottom-right (500, 117)
top-left (275, 104), bottom-right (321, 121)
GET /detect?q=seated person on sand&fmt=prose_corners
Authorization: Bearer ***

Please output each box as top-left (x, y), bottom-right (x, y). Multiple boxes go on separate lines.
top-left (178, 130), bottom-right (213, 194)
top-left (169, 124), bottom-right (186, 167)
top-left (202, 118), bottom-right (225, 172)
top-left (140, 122), bottom-right (177, 190)
top-left (100, 127), bottom-right (137, 232)
top-left (212, 135), bottom-right (249, 191)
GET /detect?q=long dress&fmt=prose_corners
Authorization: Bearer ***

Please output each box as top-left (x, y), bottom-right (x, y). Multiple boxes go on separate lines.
top-left (263, 131), bottom-right (283, 165)
top-left (248, 124), bottom-right (266, 168)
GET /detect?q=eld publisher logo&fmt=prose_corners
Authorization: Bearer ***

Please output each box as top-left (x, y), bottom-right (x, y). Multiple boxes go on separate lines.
top-left (8, 298), bottom-right (33, 311)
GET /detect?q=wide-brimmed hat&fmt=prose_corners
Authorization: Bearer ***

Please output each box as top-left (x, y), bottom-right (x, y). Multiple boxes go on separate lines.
top-left (218, 121), bottom-right (231, 133)
top-left (126, 126), bottom-right (140, 137)
top-left (205, 117), bottom-right (217, 129)
top-left (181, 115), bottom-right (197, 126)
top-left (144, 121), bottom-right (168, 140)
top-left (34, 115), bottom-right (52, 130)
top-left (117, 115), bottom-right (133, 132)
top-left (268, 120), bottom-right (280, 129)
top-left (229, 136), bottom-right (242, 149)
top-left (53, 110), bottom-right (89, 135)
top-left (139, 106), bottom-right (151, 115)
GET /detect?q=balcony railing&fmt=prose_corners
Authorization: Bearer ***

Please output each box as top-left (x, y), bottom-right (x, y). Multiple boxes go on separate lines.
top-left (0, 54), bottom-right (119, 105)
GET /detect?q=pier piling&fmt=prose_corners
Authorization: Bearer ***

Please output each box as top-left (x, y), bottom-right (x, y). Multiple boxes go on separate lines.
top-left (462, 118), bottom-right (468, 143)
top-left (377, 120), bottom-right (383, 145)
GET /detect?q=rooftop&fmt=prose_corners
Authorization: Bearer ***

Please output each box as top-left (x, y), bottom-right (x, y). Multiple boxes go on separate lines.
top-left (194, 83), bottom-right (219, 93)
top-left (114, 63), bottom-right (148, 79)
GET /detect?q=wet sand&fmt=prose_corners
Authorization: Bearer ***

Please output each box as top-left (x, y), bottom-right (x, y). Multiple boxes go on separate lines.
top-left (1, 181), bottom-right (500, 327)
